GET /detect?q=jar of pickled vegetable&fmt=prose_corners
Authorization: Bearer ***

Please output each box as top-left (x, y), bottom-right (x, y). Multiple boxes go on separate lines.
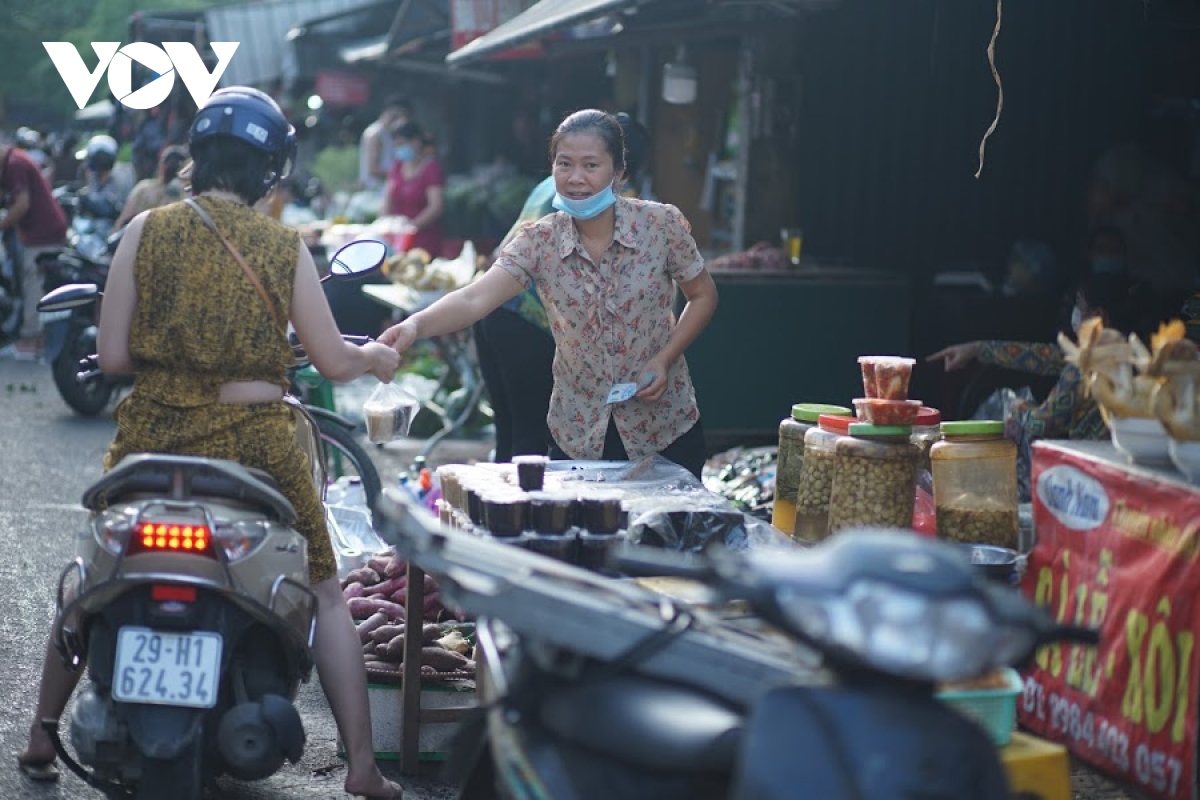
top-left (773, 402), bottom-right (852, 535)
top-left (930, 421), bottom-right (1018, 548)
top-left (794, 413), bottom-right (855, 541)
top-left (828, 423), bottom-right (919, 533)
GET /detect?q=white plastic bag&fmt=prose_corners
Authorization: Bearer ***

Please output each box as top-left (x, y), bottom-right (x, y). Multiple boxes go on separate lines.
top-left (362, 382), bottom-right (420, 443)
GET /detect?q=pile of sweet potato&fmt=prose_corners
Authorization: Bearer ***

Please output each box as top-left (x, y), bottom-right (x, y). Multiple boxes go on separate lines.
top-left (341, 550), bottom-right (474, 677)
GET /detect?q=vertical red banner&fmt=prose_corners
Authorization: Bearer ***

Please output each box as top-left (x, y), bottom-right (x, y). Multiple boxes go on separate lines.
top-left (1020, 441), bottom-right (1200, 800)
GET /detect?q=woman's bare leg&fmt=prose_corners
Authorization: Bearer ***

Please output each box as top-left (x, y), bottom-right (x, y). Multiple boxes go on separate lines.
top-left (312, 578), bottom-right (399, 797)
top-left (19, 636), bottom-right (83, 765)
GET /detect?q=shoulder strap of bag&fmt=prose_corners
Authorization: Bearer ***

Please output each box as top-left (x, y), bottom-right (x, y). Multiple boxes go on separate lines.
top-left (184, 197), bottom-right (284, 332)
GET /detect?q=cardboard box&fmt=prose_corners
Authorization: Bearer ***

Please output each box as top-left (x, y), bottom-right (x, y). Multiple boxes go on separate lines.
top-left (354, 680), bottom-right (477, 762)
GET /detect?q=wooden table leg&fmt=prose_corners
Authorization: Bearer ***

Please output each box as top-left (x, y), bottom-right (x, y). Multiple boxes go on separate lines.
top-left (401, 559), bottom-right (424, 774)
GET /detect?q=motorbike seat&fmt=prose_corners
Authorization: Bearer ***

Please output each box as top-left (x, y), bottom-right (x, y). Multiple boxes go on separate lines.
top-left (83, 453), bottom-right (297, 525)
top-left (538, 675), bottom-right (741, 774)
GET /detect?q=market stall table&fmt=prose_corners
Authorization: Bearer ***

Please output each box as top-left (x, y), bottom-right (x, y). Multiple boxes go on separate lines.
top-left (1020, 440), bottom-right (1200, 800)
top-left (362, 283), bottom-right (487, 467)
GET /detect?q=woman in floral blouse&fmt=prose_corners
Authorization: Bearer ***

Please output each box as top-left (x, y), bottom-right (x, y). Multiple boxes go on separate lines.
top-left (380, 109), bottom-right (718, 477)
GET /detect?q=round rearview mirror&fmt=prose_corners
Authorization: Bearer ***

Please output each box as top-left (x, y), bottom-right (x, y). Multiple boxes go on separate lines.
top-left (38, 282), bottom-right (101, 313)
top-left (328, 240), bottom-right (387, 279)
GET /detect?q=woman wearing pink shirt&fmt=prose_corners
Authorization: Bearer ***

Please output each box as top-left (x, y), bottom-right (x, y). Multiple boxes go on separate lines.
top-left (384, 121), bottom-right (444, 256)
top-left (380, 109), bottom-right (718, 476)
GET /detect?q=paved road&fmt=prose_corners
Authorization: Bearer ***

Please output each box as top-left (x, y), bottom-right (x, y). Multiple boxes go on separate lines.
top-left (0, 358), bottom-right (457, 800)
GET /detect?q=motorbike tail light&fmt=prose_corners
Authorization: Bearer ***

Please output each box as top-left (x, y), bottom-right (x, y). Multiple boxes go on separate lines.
top-left (93, 508), bottom-right (136, 555)
top-left (213, 520), bottom-right (270, 563)
top-left (128, 521), bottom-right (216, 559)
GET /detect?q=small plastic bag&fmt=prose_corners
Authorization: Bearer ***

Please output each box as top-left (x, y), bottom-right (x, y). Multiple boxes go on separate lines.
top-left (362, 382), bottom-right (420, 443)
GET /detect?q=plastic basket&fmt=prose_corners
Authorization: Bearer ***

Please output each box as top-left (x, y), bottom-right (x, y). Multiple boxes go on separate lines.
top-left (937, 667), bottom-right (1022, 746)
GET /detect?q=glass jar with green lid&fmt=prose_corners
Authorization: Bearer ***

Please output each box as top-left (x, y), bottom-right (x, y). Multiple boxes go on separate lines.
top-left (827, 423), bottom-right (920, 533)
top-left (774, 402), bottom-right (852, 535)
top-left (794, 414), bottom-right (856, 541)
top-left (930, 420), bottom-right (1018, 548)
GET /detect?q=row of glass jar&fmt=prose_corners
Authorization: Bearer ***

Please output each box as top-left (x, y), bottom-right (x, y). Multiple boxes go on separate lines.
top-left (774, 403), bottom-right (1019, 548)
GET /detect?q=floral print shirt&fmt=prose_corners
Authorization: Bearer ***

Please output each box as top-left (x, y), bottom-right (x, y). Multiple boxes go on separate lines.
top-left (493, 196), bottom-right (706, 460)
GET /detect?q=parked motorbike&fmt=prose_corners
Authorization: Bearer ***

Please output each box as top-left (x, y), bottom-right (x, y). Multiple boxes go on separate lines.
top-left (375, 493), bottom-right (1098, 800)
top-left (33, 239), bottom-right (389, 800)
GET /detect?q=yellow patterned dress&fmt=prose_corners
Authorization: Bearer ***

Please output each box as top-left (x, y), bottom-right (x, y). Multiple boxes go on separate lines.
top-left (104, 195), bottom-right (337, 583)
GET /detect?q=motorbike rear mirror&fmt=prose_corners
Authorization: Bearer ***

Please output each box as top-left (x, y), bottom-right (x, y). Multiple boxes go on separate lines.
top-left (38, 282), bottom-right (101, 313)
top-left (326, 240), bottom-right (387, 280)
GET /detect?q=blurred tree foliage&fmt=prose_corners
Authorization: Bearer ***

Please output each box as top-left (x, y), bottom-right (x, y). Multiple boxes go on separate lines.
top-left (0, 0), bottom-right (239, 122)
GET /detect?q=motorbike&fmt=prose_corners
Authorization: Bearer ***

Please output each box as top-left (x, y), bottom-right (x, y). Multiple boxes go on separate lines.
top-left (38, 223), bottom-right (125, 415)
top-left (374, 492), bottom-right (1099, 800)
top-left (33, 239), bottom-right (389, 800)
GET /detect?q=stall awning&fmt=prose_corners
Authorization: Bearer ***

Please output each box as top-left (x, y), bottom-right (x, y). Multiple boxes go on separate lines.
top-left (446, 0), bottom-right (636, 65)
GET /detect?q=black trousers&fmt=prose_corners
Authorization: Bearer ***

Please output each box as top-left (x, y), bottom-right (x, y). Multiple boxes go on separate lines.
top-left (473, 307), bottom-right (556, 462)
top-left (550, 416), bottom-right (707, 480)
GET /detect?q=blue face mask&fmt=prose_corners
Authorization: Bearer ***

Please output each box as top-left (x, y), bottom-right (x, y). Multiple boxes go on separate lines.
top-left (394, 144), bottom-right (416, 163)
top-left (553, 183), bottom-right (617, 220)
top-left (1090, 255), bottom-right (1126, 275)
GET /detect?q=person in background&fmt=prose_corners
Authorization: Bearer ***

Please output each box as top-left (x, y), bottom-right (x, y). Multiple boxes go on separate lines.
top-left (927, 271), bottom-right (1138, 499)
top-left (76, 134), bottom-right (130, 236)
top-left (0, 137), bottom-right (69, 358)
top-left (384, 121), bottom-right (445, 257)
top-left (113, 145), bottom-right (188, 230)
top-left (16, 87), bottom-right (403, 800)
top-left (473, 112), bottom-right (652, 462)
top-left (358, 95), bottom-right (410, 191)
top-left (380, 109), bottom-right (717, 478)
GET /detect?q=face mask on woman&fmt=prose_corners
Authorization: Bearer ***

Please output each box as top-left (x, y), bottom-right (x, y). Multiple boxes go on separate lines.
top-left (552, 182), bottom-right (617, 220)
top-left (1071, 305), bottom-right (1084, 334)
top-left (393, 144), bottom-right (416, 163)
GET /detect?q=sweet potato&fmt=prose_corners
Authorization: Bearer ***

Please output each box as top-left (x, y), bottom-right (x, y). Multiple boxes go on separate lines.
top-left (343, 567), bottom-right (380, 587)
top-left (421, 646), bottom-right (470, 671)
top-left (371, 624), bottom-right (406, 644)
top-left (342, 581), bottom-right (366, 600)
top-left (421, 623), bottom-right (443, 644)
top-left (370, 576), bottom-right (407, 597)
top-left (384, 634), bottom-right (407, 659)
top-left (423, 591), bottom-right (442, 612)
top-left (367, 553), bottom-right (394, 575)
top-left (347, 597), bottom-right (406, 621)
top-left (356, 612), bottom-right (389, 644)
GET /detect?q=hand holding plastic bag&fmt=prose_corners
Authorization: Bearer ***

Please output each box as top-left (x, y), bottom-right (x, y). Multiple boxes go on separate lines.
top-left (363, 382), bottom-right (420, 443)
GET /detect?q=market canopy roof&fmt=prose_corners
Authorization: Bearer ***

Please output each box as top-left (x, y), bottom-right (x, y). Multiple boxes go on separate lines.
top-left (445, 0), bottom-right (637, 66)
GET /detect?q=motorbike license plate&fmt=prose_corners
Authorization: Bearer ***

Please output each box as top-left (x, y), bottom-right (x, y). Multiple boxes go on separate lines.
top-left (39, 310), bottom-right (71, 323)
top-left (112, 627), bottom-right (222, 709)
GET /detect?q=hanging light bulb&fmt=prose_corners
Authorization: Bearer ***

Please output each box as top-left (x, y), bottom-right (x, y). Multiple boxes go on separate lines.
top-left (662, 44), bottom-right (697, 105)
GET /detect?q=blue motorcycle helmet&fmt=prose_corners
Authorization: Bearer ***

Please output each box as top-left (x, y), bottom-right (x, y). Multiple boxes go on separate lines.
top-left (189, 86), bottom-right (296, 191)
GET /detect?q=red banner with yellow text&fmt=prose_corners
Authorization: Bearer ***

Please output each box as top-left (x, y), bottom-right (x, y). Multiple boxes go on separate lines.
top-left (1021, 441), bottom-right (1200, 800)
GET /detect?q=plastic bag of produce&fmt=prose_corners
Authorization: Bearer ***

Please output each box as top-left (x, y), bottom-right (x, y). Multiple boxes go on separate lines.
top-left (362, 382), bottom-right (420, 443)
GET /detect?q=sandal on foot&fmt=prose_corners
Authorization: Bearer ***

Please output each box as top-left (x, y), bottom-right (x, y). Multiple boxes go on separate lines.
top-left (350, 779), bottom-right (403, 799)
top-left (17, 756), bottom-right (59, 782)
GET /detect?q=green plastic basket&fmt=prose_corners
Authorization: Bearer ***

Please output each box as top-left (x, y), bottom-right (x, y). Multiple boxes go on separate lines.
top-left (936, 667), bottom-right (1022, 746)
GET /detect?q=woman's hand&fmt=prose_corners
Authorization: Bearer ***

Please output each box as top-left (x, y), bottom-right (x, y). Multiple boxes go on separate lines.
top-left (927, 341), bottom-right (982, 371)
top-left (363, 342), bottom-right (401, 383)
top-left (378, 320), bottom-right (418, 354)
top-left (635, 354), bottom-right (670, 403)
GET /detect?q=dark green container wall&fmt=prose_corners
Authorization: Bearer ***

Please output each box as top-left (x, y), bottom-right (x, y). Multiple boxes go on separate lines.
top-left (792, 0), bottom-right (1148, 282)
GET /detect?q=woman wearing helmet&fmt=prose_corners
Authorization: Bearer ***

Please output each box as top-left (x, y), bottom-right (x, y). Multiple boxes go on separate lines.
top-left (18, 87), bottom-right (403, 800)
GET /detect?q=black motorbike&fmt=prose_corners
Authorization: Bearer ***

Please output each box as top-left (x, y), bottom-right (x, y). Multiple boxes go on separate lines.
top-left (38, 224), bottom-right (125, 415)
top-left (375, 492), bottom-right (1098, 800)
